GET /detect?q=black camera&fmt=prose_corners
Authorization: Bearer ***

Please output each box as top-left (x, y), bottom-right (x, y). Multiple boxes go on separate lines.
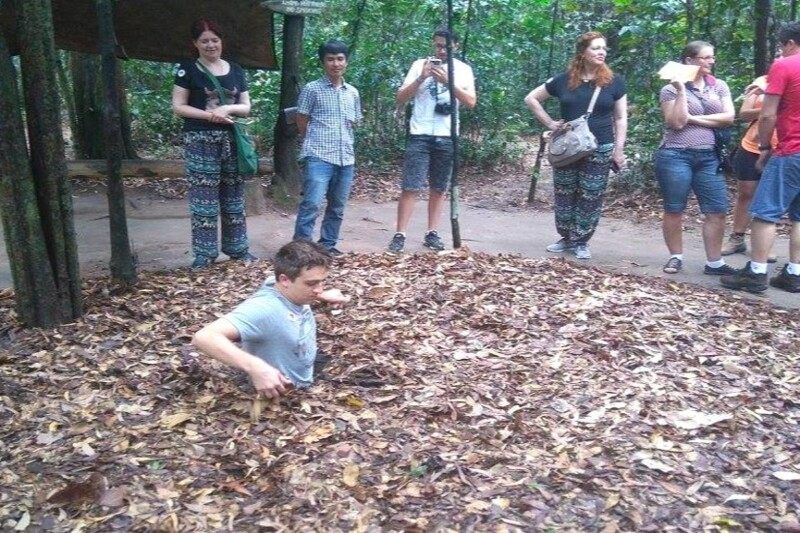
top-left (434, 102), bottom-right (452, 115)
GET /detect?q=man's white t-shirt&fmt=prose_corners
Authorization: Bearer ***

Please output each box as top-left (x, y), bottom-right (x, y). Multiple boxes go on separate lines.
top-left (403, 58), bottom-right (475, 137)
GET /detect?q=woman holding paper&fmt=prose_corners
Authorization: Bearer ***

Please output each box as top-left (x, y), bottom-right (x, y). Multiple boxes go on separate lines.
top-left (172, 19), bottom-right (256, 269)
top-left (524, 31), bottom-right (628, 260)
top-left (720, 75), bottom-right (779, 260)
top-left (655, 41), bottom-right (735, 275)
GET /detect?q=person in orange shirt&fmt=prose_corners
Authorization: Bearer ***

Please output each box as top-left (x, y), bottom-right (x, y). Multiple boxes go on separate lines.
top-left (721, 75), bottom-right (779, 260)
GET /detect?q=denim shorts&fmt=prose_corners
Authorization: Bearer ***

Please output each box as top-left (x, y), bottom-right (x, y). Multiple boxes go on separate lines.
top-left (654, 148), bottom-right (728, 214)
top-left (749, 152), bottom-right (800, 222)
top-left (401, 135), bottom-right (454, 192)
top-left (732, 148), bottom-right (761, 181)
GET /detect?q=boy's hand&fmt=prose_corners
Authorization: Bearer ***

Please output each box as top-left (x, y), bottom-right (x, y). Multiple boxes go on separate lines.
top-left (248, 358), bottom-right (292, 399)
top-left (318, 288), bottom-right (351, 305)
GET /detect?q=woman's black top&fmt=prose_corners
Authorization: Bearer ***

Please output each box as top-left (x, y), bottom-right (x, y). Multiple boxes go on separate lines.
top-left (173, 60), bottom-right (248, 132)
top-left (544, 72), bottom-right (626, 145)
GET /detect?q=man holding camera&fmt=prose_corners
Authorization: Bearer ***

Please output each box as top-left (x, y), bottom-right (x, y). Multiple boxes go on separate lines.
top-left (387, 27), bottom-right (477, 253)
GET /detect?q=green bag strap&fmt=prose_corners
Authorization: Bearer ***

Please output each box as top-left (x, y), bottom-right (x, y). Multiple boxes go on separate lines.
top-left (195, 60), bottom-right (230, 106)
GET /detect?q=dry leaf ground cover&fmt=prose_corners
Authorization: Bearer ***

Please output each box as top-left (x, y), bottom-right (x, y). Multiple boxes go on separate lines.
top-left (1, 251), bottom-right (799, 531)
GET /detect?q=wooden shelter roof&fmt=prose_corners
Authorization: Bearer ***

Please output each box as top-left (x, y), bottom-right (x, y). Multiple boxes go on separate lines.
top-left (2, 0), bottom-right (278, 69)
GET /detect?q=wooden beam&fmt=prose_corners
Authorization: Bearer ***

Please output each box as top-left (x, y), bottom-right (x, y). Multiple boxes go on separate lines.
top-left (67, 158), bottom-right (274, 178)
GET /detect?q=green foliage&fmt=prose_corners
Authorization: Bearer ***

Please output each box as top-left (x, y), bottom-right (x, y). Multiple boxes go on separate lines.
top-left (124, 60), bottom-right (181, 157)
top-left (300, 0), bottom-right (556, 168)
top-left (120, 0), bottom-right (792, 189)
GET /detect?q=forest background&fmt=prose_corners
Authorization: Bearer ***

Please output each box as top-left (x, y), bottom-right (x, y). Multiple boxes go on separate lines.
top-left (65, 0), bottom-right (790, 192)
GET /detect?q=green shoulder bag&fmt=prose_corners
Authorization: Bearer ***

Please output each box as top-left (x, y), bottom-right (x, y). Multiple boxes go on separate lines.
top-left (195, 61), bottom-right (259, 176)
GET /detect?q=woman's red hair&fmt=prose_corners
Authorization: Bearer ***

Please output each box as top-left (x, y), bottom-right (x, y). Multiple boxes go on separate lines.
top-left (567, 31), bottom-right (614, 90)
top-left (190, 19), bottom-right (223, 40)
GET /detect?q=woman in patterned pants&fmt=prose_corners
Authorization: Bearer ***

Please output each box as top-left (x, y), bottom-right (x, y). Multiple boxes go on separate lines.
top-left (524, 31), bottom-right (628, 260)
top-left (172, 19), bottom-right (256, 268)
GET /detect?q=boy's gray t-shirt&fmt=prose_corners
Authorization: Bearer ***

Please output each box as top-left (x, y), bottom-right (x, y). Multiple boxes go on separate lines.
top-left (224, 276), bottom-right (317, 387)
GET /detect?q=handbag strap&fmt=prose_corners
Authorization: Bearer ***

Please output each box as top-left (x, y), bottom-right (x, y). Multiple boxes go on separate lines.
top-left (687, 85), bottom-right (728, 138)
top-left (585, 85), bottom-right (602, 117)
top-left (687, 85), bottom-right (711, 115)
top-left (195, 61), bottom-right (230, 105)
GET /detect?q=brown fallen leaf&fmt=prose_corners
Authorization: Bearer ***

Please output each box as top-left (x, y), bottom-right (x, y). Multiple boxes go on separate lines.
top-left (98, 486), bottom-right (127, 507)
top-left (47, 473), bottom-right (107, 505)
top-left (604, 493), bottom-right (620, 510)
top-left (160, 412), bottom-right (194, 429)
top-left (343, 394), bottom-right (365, 409)
top-left (3, 249), bottom-right (799, 531)
top-left (222, 479), bottom-right (253, 497)
top-left (342, 463), bottom-right (360, 487)
top-left (302, 422), bottom-right (335, 443)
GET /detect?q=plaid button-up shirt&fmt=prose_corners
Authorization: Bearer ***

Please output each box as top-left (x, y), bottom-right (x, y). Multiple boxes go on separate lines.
top-left (297, 77), bottom-right (363, 166)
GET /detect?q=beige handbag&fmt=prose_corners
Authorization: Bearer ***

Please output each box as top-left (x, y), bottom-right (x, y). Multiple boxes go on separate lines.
top-left (547, 86), bottom-right (601, 168)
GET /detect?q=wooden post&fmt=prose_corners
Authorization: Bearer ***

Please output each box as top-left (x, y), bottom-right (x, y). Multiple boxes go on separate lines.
top-left (96, 0), bottom-right (136, 286)
top-left (446, 0), bottom-right (462, 249)
top-left (273, 14), bottom-right (305, 196)
top-left (527, 133), bottom-right (546, 204)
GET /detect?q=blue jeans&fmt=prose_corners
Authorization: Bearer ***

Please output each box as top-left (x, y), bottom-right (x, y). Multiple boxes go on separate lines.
top-left (655, 148), bottom-right (728, 214)
top-left (293, 157), bottom-right (355, 248)
top-left (750, 152), bottom-right (800, 222)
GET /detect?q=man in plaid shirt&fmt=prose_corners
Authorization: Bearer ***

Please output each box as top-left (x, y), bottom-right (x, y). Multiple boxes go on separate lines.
top-left (293, 40), bottom-right (363, 256)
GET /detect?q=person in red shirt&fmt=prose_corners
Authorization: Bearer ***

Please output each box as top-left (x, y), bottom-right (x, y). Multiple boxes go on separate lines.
top-left (722, 22), bottom-right (800, 293)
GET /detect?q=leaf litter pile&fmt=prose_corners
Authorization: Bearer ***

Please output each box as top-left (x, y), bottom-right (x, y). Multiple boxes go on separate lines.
top-left (1, 250), bottom-right (799, 531)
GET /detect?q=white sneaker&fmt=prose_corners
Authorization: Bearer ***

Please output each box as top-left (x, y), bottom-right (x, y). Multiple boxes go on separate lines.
top-left (574, 243), bottom-right (591, 259)
top-left (546, 239), bottom-right (574, 253)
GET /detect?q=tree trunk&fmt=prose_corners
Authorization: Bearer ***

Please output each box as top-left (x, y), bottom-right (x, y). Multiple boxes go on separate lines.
top-left (13, 0), bottom-right (83, 324)
top-left (71, 52), bottom-right (105, 158)
top-left (703, 0), bottom-right (713, 44)
top-left (0, 31), bottom-right (63, 327)
top-left (55, 51), bottom-right (78, 152)
top-left (116, 60), bottom-right (138, 159)
top-left (461, 0), bottom-right (474, 59)
top-left (754, 0), bottom-right (772, 76)
top-left (273, 15), bottom-right (304, 196)
top-left (97, 0), bottom-right (136, 286)
top-left (685, 0), bottom-right (695, 40)
top-left (348, 0), bottom-right (369, 56)
top-left (70, 52), bottom-right (137, 159)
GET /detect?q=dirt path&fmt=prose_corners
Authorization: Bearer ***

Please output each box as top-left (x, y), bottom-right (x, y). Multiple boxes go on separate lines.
top-left (1, 185), bottom-right (796, 309)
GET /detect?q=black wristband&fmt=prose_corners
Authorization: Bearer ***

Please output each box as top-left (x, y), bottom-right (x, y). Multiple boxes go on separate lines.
top-left (758, 144), bottom-right (772, 151)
